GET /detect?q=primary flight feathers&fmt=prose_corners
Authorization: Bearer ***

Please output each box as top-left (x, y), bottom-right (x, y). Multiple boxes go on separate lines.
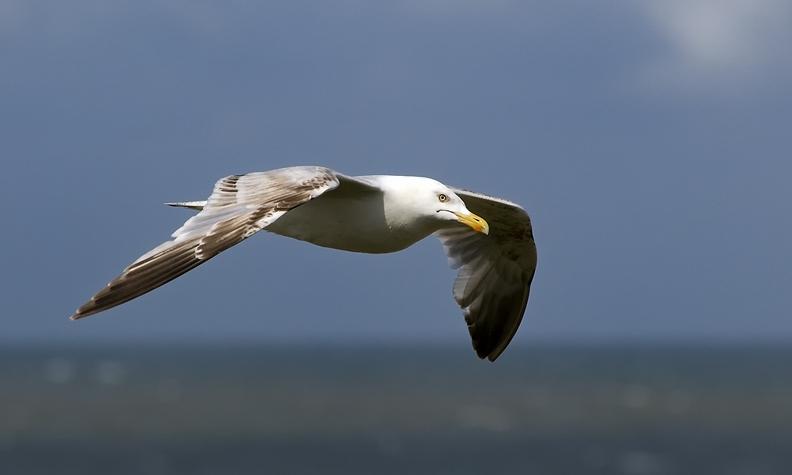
top-left (71, 166), bottom-right (536, 361)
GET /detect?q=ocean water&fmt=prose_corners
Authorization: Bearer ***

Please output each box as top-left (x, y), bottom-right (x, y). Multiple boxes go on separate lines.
top-left (1, 343), bottom-right (791, 474)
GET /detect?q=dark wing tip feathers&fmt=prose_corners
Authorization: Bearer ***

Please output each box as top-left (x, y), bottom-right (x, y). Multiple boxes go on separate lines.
top-left (441, 189), bottom-right (537, 362)
top-left (70, 301), bottom-right (103, 320)
top-left (466, 275), bottom-right (533, 362)
top-left (69, 238), bottom-right (206, 320)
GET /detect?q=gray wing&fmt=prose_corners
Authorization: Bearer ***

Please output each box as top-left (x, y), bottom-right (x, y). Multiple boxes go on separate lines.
top-left (71, 166), bottom-right (343, 320)
top-left (436, 189), bottom-right (537, 361)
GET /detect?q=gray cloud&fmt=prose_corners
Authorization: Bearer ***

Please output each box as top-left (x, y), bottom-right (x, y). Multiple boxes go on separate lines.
top-left (637, 0), bottom-right (792, 90)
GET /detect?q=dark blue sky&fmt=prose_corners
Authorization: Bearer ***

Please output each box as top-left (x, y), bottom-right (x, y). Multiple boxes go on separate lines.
top-left (2, 0), bottom-right (791, 346)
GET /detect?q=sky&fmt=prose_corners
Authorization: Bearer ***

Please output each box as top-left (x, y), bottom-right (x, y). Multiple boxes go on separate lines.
top-left (1, 0), bottom-right (791, 347)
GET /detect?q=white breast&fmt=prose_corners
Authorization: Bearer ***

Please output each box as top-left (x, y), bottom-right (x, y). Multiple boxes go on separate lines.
top-left (264, 186), bottom-right (433, 254)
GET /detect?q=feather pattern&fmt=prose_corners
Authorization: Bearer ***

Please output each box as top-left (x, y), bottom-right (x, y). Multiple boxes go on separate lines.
top-left (436, 189), bottom-right (537, 361)
top-left (71, 166), bottom-right (340, 319)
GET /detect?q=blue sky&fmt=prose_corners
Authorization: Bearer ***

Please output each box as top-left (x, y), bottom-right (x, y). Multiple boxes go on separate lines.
top-left (2, 0), bottom-right (791, 346)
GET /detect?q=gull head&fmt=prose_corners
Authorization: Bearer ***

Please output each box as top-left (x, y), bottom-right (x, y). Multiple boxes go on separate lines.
top-left (383, 176), bottom-right (489, 235)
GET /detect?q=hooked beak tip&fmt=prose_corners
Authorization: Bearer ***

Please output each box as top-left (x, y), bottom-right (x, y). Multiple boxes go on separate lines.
top-left (453, 211), bottom-right (489, 235)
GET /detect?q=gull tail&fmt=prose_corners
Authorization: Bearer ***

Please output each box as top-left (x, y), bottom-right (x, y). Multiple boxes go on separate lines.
top-left (165, 200), bottom-right (206, 211)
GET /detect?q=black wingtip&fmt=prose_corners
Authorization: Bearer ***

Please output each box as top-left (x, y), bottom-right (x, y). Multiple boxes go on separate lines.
top-left (476, 348), bottom-right (502, 363)
top-left (69, 299), bottom-right (100, 320)
top-left (69, 308), bottom-right (90, 321)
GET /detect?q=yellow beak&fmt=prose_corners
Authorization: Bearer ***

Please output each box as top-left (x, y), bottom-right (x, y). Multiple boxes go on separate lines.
top-left (453, 211), bottom-right (490, 235)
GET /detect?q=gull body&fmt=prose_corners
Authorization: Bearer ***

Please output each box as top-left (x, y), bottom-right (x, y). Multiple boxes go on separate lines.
top-left (269, 175), bottom-right (481, 253)
top-left (71, 166), bottom-right (535, 361)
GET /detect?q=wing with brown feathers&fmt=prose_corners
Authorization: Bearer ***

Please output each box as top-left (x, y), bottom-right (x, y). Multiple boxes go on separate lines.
top-left (71, 166), bottom-right (340, 320)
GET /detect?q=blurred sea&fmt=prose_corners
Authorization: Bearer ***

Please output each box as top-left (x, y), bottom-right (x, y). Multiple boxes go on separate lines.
top-left (1, 343), bottom-right (791, 475)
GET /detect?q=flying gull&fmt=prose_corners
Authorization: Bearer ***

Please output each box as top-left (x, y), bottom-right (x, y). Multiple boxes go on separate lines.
top-left (71, 166), bottom-right (537, 361)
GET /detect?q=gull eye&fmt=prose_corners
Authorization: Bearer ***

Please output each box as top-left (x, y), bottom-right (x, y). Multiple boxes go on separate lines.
top-left (438, 193), bottom-right (448, 203)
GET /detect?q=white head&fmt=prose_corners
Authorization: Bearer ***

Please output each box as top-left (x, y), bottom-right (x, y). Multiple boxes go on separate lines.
top-left (381, 176), bottom-right (489, 235)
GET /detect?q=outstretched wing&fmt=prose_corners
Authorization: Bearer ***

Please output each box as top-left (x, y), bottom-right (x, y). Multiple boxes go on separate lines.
top-left (71, 166), bottom-right (341, 320)
top-left (436, 189), bottom-right (537, 361)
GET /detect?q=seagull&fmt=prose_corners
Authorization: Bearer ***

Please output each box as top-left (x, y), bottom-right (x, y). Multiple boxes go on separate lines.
top-left (71, 166), bottom-right (537, 361)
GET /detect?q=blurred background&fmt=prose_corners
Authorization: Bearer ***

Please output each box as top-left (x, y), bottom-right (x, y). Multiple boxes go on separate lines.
top-left (1, 1), bottom-right (791, 473)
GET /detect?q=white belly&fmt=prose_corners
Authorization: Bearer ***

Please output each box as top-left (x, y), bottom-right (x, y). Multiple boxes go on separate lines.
top-left (264, 191), bottom-right (432, 254)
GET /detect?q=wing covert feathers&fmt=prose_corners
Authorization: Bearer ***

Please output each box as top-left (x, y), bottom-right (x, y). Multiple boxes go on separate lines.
top-left (71, 167), bottom-right (339, 320)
